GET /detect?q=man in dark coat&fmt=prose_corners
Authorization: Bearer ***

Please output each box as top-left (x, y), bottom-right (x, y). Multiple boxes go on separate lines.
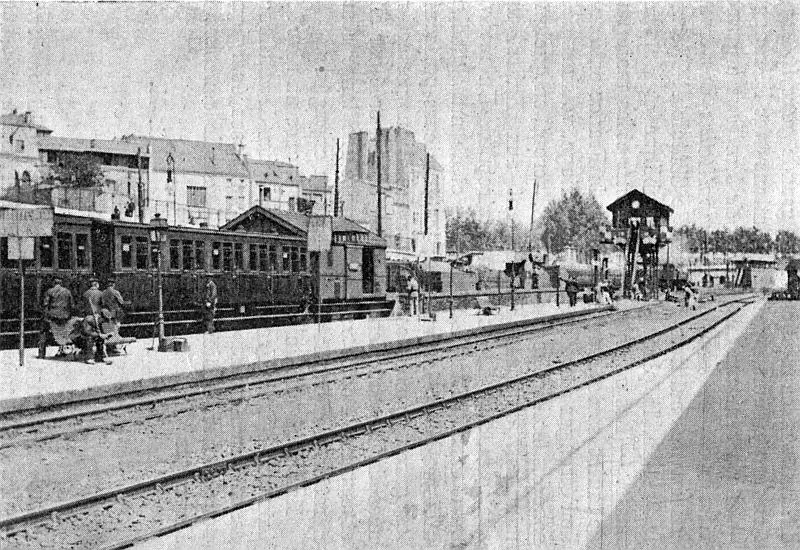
top-left (564, 276), bottom-right (580, 307)
top-left (100, 279), bottom-right (128, 354)
top-left (100, 279), bottom-right (126, 322)
top-left (203, 277), bottom-right (218, 334)
top-left (83, 277), bottom-right (103, 315)
top-left (38, 277), bottom-right (74, 358)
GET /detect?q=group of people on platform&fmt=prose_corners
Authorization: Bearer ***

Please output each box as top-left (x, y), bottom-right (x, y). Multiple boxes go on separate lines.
top-left (561, 276), bottom-right (614, 307)
top-left (37, 276), bottom-right (219, 364)
top-left (38, 277), bottom-right (127, 364)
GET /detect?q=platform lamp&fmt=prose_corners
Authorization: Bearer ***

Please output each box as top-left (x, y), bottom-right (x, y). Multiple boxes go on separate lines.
top-left (150, 214), bottom-right (168, 352)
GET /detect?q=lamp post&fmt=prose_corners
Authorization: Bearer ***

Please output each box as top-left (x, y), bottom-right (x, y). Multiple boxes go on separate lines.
top-left (449, 254), bottom-right (468, 319)
top-left (150, 214), bottom-right (167, 351)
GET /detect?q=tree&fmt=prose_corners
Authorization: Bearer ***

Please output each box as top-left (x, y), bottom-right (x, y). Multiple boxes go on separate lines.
top-left (43, 153), bottom-right (105, 188)
top-left (539, 188), bottom-right (608, 255)
top-left (776, 230), bottom-right (800, 255)
top-left (446, 209), bottom-right (520, 252)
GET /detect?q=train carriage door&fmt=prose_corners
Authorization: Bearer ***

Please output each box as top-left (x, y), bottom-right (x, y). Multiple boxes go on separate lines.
top-left (91, 223), bottom-right (114, 278)
top-left (362, 247), bottom-right (374, 294)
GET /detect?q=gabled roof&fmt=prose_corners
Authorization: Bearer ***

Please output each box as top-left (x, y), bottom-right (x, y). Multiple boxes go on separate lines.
top-left (219, 205), bottom-right (308, 237)
top-left (607, 189), bottom-right (674, 214)
top-left (220, 205), bottom-right (386, 247)
top-left (121, 135), bottom-right (249, 178)
top-left (38, 136), bottom-right (148, 157)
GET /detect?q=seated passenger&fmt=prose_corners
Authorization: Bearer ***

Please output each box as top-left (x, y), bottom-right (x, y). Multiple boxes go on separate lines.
top-left (75, 309), bottom-right (114, 365)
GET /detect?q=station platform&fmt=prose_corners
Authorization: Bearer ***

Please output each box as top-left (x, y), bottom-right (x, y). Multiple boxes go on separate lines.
top-left (0, 300), bottom-right (628, 414)
top-left (137, 298), bottom-right (767, 550)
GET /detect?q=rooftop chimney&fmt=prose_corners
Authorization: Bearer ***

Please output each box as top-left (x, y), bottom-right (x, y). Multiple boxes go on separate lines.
top-left (24, 111), bottom-right (31, 124)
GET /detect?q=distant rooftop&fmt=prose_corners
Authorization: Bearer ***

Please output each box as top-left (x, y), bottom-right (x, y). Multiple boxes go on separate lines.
top-left (0, 109), bottom-right (52, 133)
top-left (38, 136), bottom-right (148, 157)
top-left (121, 135), bottom-right (249, 178)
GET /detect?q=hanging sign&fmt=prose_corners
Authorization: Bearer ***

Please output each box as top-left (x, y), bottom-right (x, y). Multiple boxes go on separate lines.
top-left (0, 207), bottom-right (54, 237)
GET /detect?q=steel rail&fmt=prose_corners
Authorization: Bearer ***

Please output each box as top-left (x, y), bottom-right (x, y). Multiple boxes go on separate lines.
top-left (100, 298), bottom-right (755, 550)
top-left (0, 297), bottom-right (754, 543)
top-left (0, 305), bottom-right (627, 447)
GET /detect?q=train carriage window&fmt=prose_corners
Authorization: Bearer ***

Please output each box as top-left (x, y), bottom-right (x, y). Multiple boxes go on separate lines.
top-left (269, 245), bottom-right (277, 272)
top-left (282, 246), bottom-right (290, 272)
top-left (195, 241), bottom-right (205, 270)
top-left (259, 244), bottom-right (268, 271)
top-left (58, 232), bottom-right (73, 270)
top-left (120, 235), bottom-right (132, 269)
top-left (212, 242), bottom-right (221, 270)
top-left (136, 237), bottom-right (149, 270)
top-left (39, 237), bottom-right (54, 268)
top-left (182, 240), bottom-right (193, 271)
top-left (300, 248), bottom-right (307, 271)
top-left (249, 244), bottom-right (258, 271)
top-left (222, 242), bottom-right (233, 271)
top-left (75, 234), bottom-right (89, 269)
top-left (169, 240), bottom-right (180, 270)
top-left (234, 243), bottom-right (244, 270)
top-left (291, 247), bottom-right (299, 272)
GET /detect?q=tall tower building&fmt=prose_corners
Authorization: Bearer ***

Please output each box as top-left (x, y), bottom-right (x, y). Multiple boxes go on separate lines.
top-left (342, 127), bottom-right (445, 260)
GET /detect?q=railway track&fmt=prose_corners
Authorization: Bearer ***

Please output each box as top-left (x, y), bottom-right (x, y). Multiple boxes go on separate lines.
top-left (0, 296), bottom-right (755, 549)
top-left (0, 305), bottom-right (627, 450)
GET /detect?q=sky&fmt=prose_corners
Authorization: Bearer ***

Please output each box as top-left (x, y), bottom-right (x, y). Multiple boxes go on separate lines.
top-left (1, 2), bottom-right (798, 232)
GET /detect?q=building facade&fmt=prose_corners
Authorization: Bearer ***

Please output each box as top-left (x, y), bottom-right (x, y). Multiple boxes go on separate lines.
top-left (299, 174), bottom-right (330, 215)
top-left (37, 136), bottom-right (151, 219)
top-left (0, 110), bottom-right (52, 198)
top-left (343, 126), bottom-right (445, 260)
top-left (5, 109), bottom-right (331, 229)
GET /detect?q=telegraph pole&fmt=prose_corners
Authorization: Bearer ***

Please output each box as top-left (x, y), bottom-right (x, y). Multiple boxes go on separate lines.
top-left (424, 153), bottom-right (430, 236)
top-left (376, 111), bottom-right (382, 237)
top-left (334, 138), bottom-right (340, 217)
top-left (137, 147), bottom-right (144, 223)
top-left (528, 178), bottom-right (537, 252)
top-left (509, 188), bottom-right (515, 311)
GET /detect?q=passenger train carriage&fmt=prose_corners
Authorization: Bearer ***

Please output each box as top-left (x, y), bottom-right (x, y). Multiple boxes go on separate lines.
top-left (0, 204), bottom-right (391, 346)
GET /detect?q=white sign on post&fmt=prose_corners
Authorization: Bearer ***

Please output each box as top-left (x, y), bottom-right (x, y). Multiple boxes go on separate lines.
top-left (7, 237), bottom-right (35, 260)
top-left (307, 216), bottom-right (333, 252)
top-left (0, 207), bottom-right (54, 237)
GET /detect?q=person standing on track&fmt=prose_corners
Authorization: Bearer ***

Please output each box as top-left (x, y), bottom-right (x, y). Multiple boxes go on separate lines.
top-left (203, 276), bottom-right (218, 334)
top-left (38, 276), bottom-right (74, 359)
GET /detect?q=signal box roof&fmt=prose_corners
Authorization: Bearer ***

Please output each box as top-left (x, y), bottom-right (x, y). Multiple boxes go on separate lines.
top-left (607, 189), bottom-right (673, 215)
